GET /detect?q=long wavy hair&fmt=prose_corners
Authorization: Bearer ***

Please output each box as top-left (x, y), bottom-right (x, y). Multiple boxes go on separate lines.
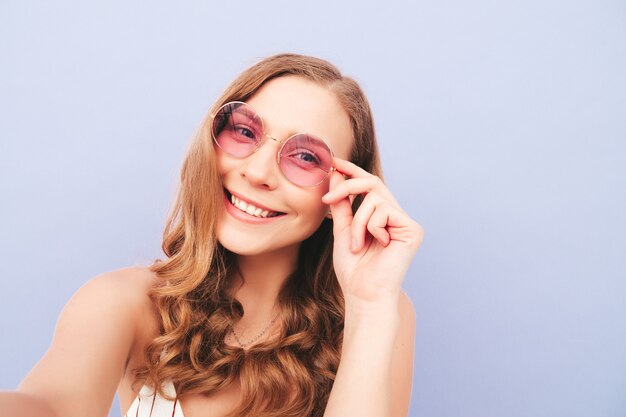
top-left (132, 53), bottom-right (384, 417)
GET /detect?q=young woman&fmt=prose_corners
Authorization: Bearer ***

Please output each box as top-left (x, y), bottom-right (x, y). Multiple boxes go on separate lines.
top-left (1, 53), bottom-right (424, 417)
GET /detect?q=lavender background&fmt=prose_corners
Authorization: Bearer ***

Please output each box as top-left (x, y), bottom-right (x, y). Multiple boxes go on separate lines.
top-left (1, 1), bottom-right (625, 416)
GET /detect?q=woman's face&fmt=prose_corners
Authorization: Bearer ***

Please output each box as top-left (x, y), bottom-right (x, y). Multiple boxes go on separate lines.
top-left (215, 75), bottom-right (354, 257)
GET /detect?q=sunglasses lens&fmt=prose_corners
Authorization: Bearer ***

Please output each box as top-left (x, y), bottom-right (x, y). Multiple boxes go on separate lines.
top-left (212, 102), bottom-right (262, 157)
top-left (280, 134), bottom-right (333, 186)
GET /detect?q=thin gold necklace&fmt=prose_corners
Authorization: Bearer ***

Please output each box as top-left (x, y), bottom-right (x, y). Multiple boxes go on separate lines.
top-left (229, 312), bottom-right (281, 349)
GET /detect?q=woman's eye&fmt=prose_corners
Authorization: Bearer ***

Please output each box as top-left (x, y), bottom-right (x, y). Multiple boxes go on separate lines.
top-left (234, 126), bottom-right (256, 140)
top-left (300, 153), bottom-right (317, 162)
top-left (294, 151), bottom-right (321, 165)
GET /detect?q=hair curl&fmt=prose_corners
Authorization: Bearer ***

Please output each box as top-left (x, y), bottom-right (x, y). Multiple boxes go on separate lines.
top-left (132, 53), bottom-right (383, 417)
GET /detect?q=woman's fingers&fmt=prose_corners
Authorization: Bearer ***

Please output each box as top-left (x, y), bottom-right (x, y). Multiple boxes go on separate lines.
top-left (350, 192), bottom-right (387, 251)
top-left (350, 195), bottom-right (376, 251)
top-left (352, 194), bottom-right (424, 251)
top-left (325, 157), bottom-right (419, 252)
top-left (322, 174), bottom-right (400, 209)
top-left (367, 206), bottom-right (391, 248)
top-left (327, 171), bottom-right (353, 246)
top-left (331, 156), bottom-right (373, 178)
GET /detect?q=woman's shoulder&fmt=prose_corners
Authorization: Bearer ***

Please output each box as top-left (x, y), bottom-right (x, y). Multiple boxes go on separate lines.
top-left (75, 265), bottom-right (161, 336)
top-left (89, 264), bottom-right (159, 288)
top-left (85, 266), bottom-right (164, 376)
top-left (81, 264), bottom-right (159, 306)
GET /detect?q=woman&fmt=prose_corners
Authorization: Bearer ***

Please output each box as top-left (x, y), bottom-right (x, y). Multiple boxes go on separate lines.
top-left (1, 53), bottom-right (424, 417)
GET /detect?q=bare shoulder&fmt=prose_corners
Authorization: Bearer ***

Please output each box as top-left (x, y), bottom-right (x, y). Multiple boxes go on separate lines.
top-left (52, 265), bottom-right (158, 327)
top-left (82, 265), bottom-right (162, 340)
top-left (53, 264), bottom-right (162, 359)
top-left (83, 265), bottom-right (158, 297)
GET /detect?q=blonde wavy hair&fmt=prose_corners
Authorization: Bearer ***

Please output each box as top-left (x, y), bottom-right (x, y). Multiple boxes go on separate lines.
top-left (132, 53), bottom-right (384, 417)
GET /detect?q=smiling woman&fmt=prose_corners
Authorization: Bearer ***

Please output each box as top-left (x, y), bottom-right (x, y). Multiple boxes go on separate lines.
top-left (0, 53), bottom-right (424, 417)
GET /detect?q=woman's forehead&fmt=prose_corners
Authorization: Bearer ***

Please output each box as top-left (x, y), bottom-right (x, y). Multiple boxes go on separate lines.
top-left (245, 76), bottom-right (353, 160)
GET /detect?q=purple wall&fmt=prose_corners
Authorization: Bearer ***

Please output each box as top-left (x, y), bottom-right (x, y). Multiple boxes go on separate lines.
top-left (1, 1), bottom-right (625, 416)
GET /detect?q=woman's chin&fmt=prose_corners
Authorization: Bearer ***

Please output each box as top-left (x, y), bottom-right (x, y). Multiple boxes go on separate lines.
top-left (215, 210), bottom-right (326, 258)
top-left (218, 232), bottom-right (305, 259)
top-left (216, 230), bottom-right (288, 257)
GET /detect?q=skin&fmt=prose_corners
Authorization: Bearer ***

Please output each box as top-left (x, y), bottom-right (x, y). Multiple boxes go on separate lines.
top-left (0, 74), bottom-right (423, 417)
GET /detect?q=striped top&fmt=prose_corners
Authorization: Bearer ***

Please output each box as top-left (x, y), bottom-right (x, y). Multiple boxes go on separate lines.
top-left (124, 380), bottom-right (183, 417)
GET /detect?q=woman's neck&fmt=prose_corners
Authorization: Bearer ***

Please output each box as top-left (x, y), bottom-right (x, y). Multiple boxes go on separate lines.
top-left (228, 244), bottom-right (299, 325)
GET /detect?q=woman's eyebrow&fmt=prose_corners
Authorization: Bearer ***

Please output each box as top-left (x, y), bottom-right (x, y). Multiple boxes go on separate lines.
top-left (263, 118), bottom-right (311, 140)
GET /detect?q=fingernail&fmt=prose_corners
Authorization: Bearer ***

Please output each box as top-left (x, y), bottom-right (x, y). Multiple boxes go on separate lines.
top-left (351, 238), bottom-right (358, 251)
top-left (323, 192), bottom-right (333, 200)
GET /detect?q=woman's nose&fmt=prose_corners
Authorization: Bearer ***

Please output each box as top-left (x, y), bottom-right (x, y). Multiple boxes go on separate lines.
top-left (238, 138), bottom-right (281, 189)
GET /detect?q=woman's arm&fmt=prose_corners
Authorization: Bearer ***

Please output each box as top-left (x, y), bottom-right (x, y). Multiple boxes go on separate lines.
top-left (0, 392), bottom-right (60, 417)
top-left (323, 292), bottom-right (416, 417)
top-left (321, 158), bottom-right (423, 417)
top-left (0, 267), bottom-right (152, 417)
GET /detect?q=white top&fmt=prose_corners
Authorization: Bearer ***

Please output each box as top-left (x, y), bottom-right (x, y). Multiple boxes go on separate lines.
top-left (124, 381), bottom-right (184, 417)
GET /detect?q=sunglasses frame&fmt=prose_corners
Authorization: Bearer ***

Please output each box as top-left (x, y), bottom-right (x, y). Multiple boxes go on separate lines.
top-left (210, 100), bottom-right (337, 187)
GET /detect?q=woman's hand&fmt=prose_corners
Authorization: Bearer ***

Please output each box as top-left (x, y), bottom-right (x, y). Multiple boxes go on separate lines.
top-left (322, 157), bottom-right (425, 306)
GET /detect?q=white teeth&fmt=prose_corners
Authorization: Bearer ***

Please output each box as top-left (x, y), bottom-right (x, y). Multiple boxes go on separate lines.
top-left (229, 193), bottom-right (277, 218)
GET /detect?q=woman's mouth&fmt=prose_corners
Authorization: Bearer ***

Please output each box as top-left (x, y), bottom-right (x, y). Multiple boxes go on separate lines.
top-left (223, 188), bottom-right (286, 220)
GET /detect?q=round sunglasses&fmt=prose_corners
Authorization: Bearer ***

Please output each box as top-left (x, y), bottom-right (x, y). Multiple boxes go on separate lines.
top-left (210, 101), bottom-right (336, 187)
